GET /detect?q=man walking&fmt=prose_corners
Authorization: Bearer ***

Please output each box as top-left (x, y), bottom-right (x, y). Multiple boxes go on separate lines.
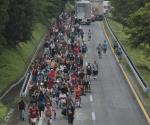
top-left (18, 97), bottom-right (26, 121)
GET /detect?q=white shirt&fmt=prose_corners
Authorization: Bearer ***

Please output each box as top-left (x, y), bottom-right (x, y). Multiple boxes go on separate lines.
top-left (59, 93), bottom-right (67, 103)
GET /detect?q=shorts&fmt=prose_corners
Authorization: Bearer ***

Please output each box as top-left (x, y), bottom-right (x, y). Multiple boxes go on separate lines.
top-left (82, 50), bottom-right (86, 54)
top-left (103, 48), bottom-right (107, 53)
top-left (45, 117), bottom-right (52, 124)
top-left (93, 70), bottom-right (98, 76)
top-left (30, 118), bottom-right (37, 123)
top-left (98, 51), bottom-right (101, 54)
top-left (75, 95), bottom-right (80, 99)
top-left (68, 117), bottom-right (74, 124)
top-left (60, 99), bottom-right (66, 104)
top-left (87, 70), bottom-right (91, 76)
top-left (83, 81), bottom-right (88, 85)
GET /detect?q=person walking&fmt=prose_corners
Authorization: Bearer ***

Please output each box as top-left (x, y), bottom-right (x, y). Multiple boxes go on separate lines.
top-left (67, 105), bottom-right (75, 125)
top-left (18, 97), bottom-right (26, 121)
top-left (44, 103), bottom-right (53, 125)
top-left (96, 43), bottom-right (102, 58)
top-left (102, 40), bottom-right (108, 54)
top-left (117, 48), bottom-right (123, 62)
top-left (92, 60), bottom-right (98, 80)
top-left (29, 103), bottom-right (39, 125)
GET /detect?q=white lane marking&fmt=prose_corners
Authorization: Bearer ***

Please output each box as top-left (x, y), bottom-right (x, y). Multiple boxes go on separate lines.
top-left (92, 112), bottom-right (96, 121)
top-left (90, 95), bottom-right (93, 102)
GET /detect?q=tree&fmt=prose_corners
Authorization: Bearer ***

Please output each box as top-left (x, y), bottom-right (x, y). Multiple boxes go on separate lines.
top-left (1, 0), bottom-right (69, 47)
top-left (0, 0), bottom-right (9, 49)
top-left (110, 0), bottom-right (148, 26)
top-left (127, 2), bottom-right (150, 46)
top-left (32, 0), bottom-right (66, 25)
top-left (4, 0), bottom-right (34, 46)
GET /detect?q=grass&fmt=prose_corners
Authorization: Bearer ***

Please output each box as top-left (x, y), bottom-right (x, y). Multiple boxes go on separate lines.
top-left (104, 18), bottom-right (150, 108)
top-left (0, 23), bottom-right (46, 94)
top-left (0, 103), bottom-right (7, 122)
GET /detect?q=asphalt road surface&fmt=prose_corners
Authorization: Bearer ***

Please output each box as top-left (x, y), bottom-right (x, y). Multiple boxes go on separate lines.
top-left (81, 21), bottom-right (148, 125)
top-left (7, 21), bottom-right (148, 125)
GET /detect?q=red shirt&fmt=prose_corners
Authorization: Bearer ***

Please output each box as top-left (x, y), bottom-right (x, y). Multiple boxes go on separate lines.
top-left (29, 107), bottom-right (38, 118)
top-left (48, 70), bottom-right (55, 79)
top-left (73, 47), bottom-right (79, 55)
top-left (48, 79), bottom-right (54, 89)
top-left (74, 85), bottom-right (81, 97)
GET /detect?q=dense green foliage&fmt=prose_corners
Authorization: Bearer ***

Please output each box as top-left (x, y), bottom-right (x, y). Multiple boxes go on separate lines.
top-left (0, 23), bottom-right (46, 94)
top-left (0, 0), bottom-right (73, 94)
top-left (127, 3), bottom-right (150, 46)
top-left (0, 0), bottom-right (69, 49)
top-left (0, 0), bottom-right (73, 92)
top-left (4, 0), bottom-right (34, 45)
top-left (110, 0), bottom-right (148, 25)
top-left (110, 0), bottom-right (150, 46)
top-left (33, 0), bottom-right (66, 25)
top-left (0, 0), bottom-right (9, 48)
top-left (0, 103), bottom-right (7, 122)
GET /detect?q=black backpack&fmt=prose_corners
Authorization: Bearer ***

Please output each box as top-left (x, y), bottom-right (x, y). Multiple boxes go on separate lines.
top-left (86, 65), bottom-right (91, 71)
top-left (82, 45), bottom-right (87, 52)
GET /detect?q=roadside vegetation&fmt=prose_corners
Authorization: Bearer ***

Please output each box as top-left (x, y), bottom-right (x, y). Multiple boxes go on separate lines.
top-left (0, 103), bottom-right (7, 122)
top-left (108, 0), bottom-right (150, 87)
top-left (107, 19), bottom-right (150, 87)
top-left (106, 0), bottom-right (150, 110)
top-left (0, 0), bottom-right (72, 94)
top-left (0, 0), bottom-right (75, 122)
top-left (0, 23), bottom-right (46, 94)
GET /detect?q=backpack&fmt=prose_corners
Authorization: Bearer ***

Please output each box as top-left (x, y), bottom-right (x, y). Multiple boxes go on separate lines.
top-left (82, 45), bottom-right (87, 52)
top-left (87, 65), bottom-right (91, 71)
top-left (103, 42), bottom-right (108, 49)
top-left (74, 56), bottom-right (79, 63)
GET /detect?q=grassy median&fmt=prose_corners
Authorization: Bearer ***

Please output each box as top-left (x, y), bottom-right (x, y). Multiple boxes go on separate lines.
top-left (0, 23), bottom-right (46, 95)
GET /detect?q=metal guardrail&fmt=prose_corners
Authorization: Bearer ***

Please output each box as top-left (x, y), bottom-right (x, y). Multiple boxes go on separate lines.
top-left (19, 72), bottom-right (32, 97)
top-left (104, 17), bottom-right (150, 94)
top-left (19, 72), bottom-right (30, 96)
top-left (24, 73), bottom-right (32, 96)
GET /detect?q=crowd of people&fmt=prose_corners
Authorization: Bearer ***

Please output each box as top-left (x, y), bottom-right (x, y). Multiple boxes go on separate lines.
top-left (18, 12), bottom-right (100, 125)
top-left (17, 10), bottom-right (123, 125)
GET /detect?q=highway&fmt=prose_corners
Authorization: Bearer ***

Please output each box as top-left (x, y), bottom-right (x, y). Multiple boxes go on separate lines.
top-left (7, 21), bottom-right (149, 125)
top-left (80, 21), bottom-right (148, 125)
